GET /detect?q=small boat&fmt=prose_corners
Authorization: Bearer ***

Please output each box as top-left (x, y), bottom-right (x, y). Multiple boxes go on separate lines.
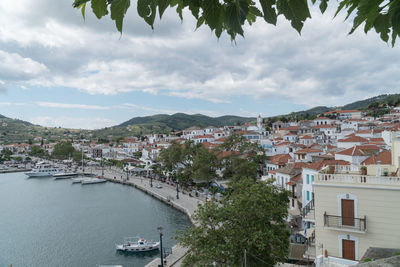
top-left (71, 177), bottom-right (90, 184)
top-left (81, 178), bottom-right (107, 185)
top-left (53, 172), bottom-right (79, 179)
top-left (116, 237), bottom-right (160, 252)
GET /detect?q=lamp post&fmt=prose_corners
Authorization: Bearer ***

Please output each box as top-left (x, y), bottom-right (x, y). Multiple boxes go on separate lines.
top-left (176, 182), bottom-right (179, 200)
top-left (157, 226), bottom-right (164, 267)
top-left (150, 174), bottom-right (153, 187)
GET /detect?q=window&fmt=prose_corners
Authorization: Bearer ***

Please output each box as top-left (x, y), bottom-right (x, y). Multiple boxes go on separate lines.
top-left (307, 191), bottom-right (310, 201)
top-left (311, 175), bottom-right (314, 182)
top-left (306, 174), bottom-right (309, 184)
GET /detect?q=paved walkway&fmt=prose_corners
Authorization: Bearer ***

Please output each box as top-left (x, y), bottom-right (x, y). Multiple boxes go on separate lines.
top-left (86, 167), bottom-right (202, 267)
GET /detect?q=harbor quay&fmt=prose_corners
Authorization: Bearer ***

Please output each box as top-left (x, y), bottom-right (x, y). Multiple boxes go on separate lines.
top-left (87, 166), bottom-right (202, 267)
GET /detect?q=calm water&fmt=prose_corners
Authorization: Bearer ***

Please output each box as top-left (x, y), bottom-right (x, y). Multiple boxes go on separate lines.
top-left (0, 173), bottom-right (191, 267)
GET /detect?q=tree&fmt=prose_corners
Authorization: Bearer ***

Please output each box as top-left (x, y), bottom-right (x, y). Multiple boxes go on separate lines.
top-left (216, 134), bottom-right (265, 181)
top-left (73, 0), bottom-right (400, 46)
top-left (178, 178), bottom-right (290, 266)
top-left (29, 146), bottom-right (48, 158)
top-left (51, 142), bottom-right (76, 160)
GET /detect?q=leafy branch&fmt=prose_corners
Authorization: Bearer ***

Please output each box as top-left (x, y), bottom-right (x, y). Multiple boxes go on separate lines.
top-left (73, 0), bottom-right (400, 44)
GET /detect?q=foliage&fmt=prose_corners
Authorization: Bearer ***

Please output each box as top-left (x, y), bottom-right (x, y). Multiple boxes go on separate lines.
top-left (0, 149), bottom-right (13, 162)
top-left (74, 0), bottom-right (400, 45)
top-left (179, 178), bottom-right (290, 266)
top-left (51, 142), bottom-right (76, 160)
top-left (29, 146), bottom-right (48, 158)
top-left (216, 134), bottom-right (265, 182)
top-left (158, 141), bottom-right (218, 184)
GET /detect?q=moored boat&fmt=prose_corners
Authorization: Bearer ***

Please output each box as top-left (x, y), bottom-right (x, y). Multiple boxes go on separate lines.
top-left (71, 177), bottom-right (90, 184)
top-left (116, 237), bottom-right (160, 252)
top-left (81, 178), bottom-right (107, 185)
top-left (53, 172), bottom-right (79, 179)
top-left (25, 162), bottom-right (62, 178)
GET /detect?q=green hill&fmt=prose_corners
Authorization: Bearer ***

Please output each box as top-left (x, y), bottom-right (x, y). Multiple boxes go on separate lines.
top-left (90, 113), bottom-right (255, 139)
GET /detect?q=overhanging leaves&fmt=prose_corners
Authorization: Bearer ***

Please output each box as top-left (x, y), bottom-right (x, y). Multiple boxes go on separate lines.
top-left (72, 0), bottom-right (400, 45)
top-left (110, 0), bottom-right (130, 33)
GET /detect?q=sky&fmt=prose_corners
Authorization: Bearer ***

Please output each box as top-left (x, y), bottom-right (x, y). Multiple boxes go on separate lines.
top-left (0, 0), bottom-right (399, 129)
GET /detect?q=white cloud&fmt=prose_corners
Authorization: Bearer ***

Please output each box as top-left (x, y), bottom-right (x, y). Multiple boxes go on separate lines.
top-left (36, 102), bottom-right (110, 110)
top-left (0, 50), bottom-right (48, 81)
top-left (30, 116), bottom-right (117, 129)
top-left (0, 0), bottom-right (399, 127)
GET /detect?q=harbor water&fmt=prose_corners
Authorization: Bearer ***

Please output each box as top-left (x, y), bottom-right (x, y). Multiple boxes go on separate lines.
top-left (0, 172), bottom-right (191, 267)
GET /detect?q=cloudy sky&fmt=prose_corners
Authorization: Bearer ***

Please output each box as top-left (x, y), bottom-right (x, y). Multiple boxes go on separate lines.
top-left (0, 0), bottom-right (399, 129)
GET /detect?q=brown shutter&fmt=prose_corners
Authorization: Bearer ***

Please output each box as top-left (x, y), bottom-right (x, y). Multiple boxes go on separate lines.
top-left (341, 199), bottom-right (354, 226)
top-left (342, 239), bottom-right (355, 260)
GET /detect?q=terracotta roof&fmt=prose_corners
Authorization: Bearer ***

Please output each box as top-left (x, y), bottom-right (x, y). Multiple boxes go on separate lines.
top-left (362, 151), bottom-right (392, 165)
top-left (369, 138), bottom-right (385, 142)
top-left (294, 148), bottom-right (322, 154)
top-left (300, 135), bottom-right (313, 139)
top-left (291, 173), bottom-right (302, 182)
top-left (338, 136), bottom-right (368, 143)
top-left (275, 142), bottom-right (291, 147)
top-left (304, 159), bottom-right (350, 171)
top-left (313, 124), bottom-right (336, 129)
top-left (356, 130), bottom-right (371, 134)
top-left (315, 117), bottom-right (330, 120)
top-left (268, 154), bottom-right (292, 165)
top-left (336, 145), bottom-right (380, 156)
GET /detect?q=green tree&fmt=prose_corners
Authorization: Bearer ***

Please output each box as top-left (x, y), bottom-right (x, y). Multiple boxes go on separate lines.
top-left (51, 142), bottom-right (76, 160)
top-left (179, 178), bottom-right (290, 266)
top-left (73, 0), bottom-right (400, 45)
top-left (216, 134), bottom-right (265, 181)
top-left (29, 146), bottom-right (47, 158)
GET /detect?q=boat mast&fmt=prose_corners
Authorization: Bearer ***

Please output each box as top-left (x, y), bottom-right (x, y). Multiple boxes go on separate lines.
top-left (81, 148), bottom-right (84, 172)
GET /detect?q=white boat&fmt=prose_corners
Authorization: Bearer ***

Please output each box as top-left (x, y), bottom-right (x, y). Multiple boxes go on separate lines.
top-left (71, 177), bottom-right (90, 184)
top-left (116, 237), bottom-right (160, 252)
top-left (25, 162), bottom-right (62, 177)
top-left (81, 178), bottom-right (107, 185)
top-left (53, 172), bottom-right (79, 179)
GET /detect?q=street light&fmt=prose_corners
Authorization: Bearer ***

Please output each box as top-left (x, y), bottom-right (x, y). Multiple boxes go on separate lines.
top-left (150, 174), bottom-right (153, 187)
top-left (176, 182), bottom-right (179, 199)
top-left (157, 226), bottom-right (164, 267)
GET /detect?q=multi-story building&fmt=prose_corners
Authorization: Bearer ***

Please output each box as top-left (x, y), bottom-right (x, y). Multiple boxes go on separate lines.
top-left (313, 171), bottom-right (400, 264)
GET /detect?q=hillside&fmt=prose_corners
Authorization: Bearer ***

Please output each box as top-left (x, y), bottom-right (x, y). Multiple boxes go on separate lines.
top-left (0, 114), bottom-right (91, 145)
top-left (2, 93), bottom-right (400, 144)
top-left (119, 113), bottom-right (254, 129)
top-left (90, 113), bottom-right (255, 139)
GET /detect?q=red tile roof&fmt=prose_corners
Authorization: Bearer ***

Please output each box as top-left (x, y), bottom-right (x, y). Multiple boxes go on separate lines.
top-left (362, 151), bottom-right (392, 165)
top-left (294, 148), bottom-right (323, 154)
top-left (338, 136), bottom-right (368, 143)
top-left (304, 159), bottom-right (350, 170)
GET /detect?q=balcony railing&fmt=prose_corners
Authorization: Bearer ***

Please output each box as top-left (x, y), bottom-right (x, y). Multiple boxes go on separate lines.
top-left (324, 212), bottom-right (366, 232)
top-left (317, 174), bottom-right (400, 186)
top-left (302, 198), bottom-right (314, 218)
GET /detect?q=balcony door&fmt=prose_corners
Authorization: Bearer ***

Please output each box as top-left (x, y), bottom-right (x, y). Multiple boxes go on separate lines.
top-left (341, 199), bottom-right (354, 226)
top-left (342, 239), bottom-right (355, 260)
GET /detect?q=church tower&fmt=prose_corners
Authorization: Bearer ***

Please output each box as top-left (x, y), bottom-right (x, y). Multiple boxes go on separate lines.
top-left (257, 114), bottom-right (263, 132)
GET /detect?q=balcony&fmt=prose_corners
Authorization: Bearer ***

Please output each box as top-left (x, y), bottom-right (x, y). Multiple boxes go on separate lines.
top-left (317, 173), bottom-right (400, 187)
top-left (324, 212), bottom-right (366, 233)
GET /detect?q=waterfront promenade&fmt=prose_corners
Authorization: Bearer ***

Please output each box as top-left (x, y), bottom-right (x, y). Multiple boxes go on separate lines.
top-left (88, 166), bottom-right (201, 267)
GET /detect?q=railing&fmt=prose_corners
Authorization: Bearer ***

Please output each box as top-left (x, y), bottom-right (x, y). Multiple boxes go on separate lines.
top-left (302, 198), bottom-right (314, 218)
top-left (317, 174), bottom-right (400, 186)
top-left (324, 212), bottom-right (366, 232)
